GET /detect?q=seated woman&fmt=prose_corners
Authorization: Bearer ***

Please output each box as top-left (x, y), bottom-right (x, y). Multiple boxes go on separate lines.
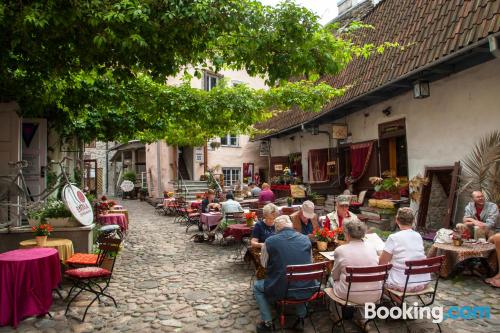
top-left (324, 195), bottom-right (357, 229)
top-left (379, 207), bottom-right (430, 292)
top-left (329, 219), bottom-right (381, 304)
top-left (251, 203), bottom-right (279, 249)
top-left (258, 183), bottom-right (275, 203)
top-left (201, 189), bottom-right (220, 213)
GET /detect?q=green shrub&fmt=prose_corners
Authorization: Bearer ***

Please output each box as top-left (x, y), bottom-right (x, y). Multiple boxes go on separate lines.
top-left (123, 171), bottom-right (137, 182)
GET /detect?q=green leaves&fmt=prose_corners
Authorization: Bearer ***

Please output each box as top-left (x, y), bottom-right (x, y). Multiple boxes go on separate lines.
top-left (0, 0), bottom-right (396, 145)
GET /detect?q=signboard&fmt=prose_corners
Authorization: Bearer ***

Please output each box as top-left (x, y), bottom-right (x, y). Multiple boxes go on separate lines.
top-left (332, 124), bottom-right (348, 139)
top-left (327, 160), bottom-right (337, 176)
top-left (274, 164), bottom-right (283, 171)
top-left (259, 141), bottom-right (270, 156)
top-left (120, 180), bottom-right (135, 192)
top-left (62, 184), bottom-right (93, 226)
top-left (195, 146), bottom-right (204, 162)
top-left (290, 185), bottom-right (306, 198)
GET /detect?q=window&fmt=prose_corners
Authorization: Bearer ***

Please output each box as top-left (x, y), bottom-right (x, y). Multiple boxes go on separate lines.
top-left (220, 134), bottom-right (239, 147)
top-left (203, 72), bottom-right (219, 91)
top-left (222, 168), bottom-right (241, 187)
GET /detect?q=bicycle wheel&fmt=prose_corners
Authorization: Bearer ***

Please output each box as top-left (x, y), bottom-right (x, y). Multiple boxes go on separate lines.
top-left (0, 177), bottom-right (25, 202)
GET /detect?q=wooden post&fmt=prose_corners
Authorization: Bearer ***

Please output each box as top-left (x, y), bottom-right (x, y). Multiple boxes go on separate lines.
top-left (203, 141), bottom-right (208, 173)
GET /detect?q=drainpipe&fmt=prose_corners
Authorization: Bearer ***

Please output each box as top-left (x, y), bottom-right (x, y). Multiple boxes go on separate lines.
top-left (105, 142), bottom-right (109, 194)
top-left (156, 141), bottom-right (162, 198)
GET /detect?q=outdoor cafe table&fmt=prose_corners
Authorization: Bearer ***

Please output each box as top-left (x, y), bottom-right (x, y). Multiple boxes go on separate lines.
top-left (19, 238), bottom-right (74, 263)
top-left (200, 212), bottom-right (223, 230)
top-left (109, 208), bottom-right (129, 223)
top-left (163, 198), bottom-right (175, 207)
top-left (98, 213), bottom-right (128, 232)
top-left (427, 242), bottom-right (497, 278)
top-left (0, 248), bottom-right (61, 327)
top-left (224, 223), bottom-right (252, 241)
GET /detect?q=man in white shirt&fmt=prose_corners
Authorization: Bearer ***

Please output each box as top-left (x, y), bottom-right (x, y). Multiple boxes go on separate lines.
top-left (379, 207), bottom-right (429, 291)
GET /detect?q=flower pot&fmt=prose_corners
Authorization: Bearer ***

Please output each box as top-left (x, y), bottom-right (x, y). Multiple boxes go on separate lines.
top-left (317, 241), bottom-right (328, 251)
top-left (46, 217), bottom-right (79, 227)
top-left (246, 219), bottom-right (254, 228)
top-left (452, 239), bottom-right (463, 246)
top-left (36, 236), bottom-right (47, 247)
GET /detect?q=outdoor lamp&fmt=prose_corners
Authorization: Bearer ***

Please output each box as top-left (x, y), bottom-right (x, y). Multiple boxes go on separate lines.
top-left (413, 80), bottom-right (430, 99)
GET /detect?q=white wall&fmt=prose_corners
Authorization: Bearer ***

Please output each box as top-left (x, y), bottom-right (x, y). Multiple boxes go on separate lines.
top-left (343, 58), bottom-right (500, 179)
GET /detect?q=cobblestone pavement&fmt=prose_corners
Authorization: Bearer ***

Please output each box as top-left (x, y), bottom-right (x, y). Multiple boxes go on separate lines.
top-left (3, 200), bottom-right (499, 332)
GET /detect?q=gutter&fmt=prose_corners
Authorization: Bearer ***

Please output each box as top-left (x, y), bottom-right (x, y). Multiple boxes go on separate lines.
top-left (257, 34), bottom-right (498, 140)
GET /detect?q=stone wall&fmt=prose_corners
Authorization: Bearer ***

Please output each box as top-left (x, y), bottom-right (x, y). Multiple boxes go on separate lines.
top-left (425, 174), bottom-right (448, 230)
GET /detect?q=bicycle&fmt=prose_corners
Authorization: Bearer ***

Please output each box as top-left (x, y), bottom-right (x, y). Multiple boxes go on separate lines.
top-left (0, 157), bottom-right (76, 228)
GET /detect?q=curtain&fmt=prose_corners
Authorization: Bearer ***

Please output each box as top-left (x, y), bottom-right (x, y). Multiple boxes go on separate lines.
top-left (350, 141), bottom-right (374, 182)
top-left (308, 149), bottom-right (329, 183)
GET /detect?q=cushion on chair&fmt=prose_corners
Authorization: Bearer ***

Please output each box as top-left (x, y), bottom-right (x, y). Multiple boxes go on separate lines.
top-left (188, 213), bottom-right (200, 218)
top-left (66, 253), bottom-right (99, 265)
top-left (65, 266), bottom-right (112, 279)
top-left (386, 285), bottom-right (435, 297)
top-left (324, 287), bottom-right (364, 307)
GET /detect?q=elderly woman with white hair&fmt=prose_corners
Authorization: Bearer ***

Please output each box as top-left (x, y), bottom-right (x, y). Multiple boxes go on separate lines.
top-left (329, 219), bottom-right (381, 304)
top-left (254, 215), bottom-right (316, 332)
top-left (250, 203), bottom-right (279, 249)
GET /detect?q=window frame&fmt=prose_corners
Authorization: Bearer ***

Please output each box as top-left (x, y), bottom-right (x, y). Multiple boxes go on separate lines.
top-left (220, 134), bottom-right (239, 147)
top-left (222, 167), bottom-right (241, 187)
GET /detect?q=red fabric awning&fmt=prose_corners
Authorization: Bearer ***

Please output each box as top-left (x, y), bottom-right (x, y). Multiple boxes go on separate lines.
top-left (350, 141), bottom-right (374, 183)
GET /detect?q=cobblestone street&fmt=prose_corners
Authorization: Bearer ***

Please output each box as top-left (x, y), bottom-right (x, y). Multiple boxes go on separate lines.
top-left (3, 200), bottom-right (499, 333)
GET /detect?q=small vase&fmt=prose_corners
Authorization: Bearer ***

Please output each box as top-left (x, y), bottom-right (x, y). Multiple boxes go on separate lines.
top-left (36, 236), bottom-right (47, 247)
top-left (246, 219), bottom-right (254, 228)
top-left (317, 241), bottom-right (328, 251)
top-left (453, 239), bottom-right (462, 246)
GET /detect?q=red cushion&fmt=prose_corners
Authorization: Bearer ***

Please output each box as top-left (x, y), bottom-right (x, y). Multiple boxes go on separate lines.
top-left (65, 266), bottom-right (111, 279)
top-left (66, 253), bottom-right (98, 265)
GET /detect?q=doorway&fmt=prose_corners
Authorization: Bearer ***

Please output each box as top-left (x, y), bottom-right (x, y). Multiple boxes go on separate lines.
top-left (416, 163), bottom-right (460, 230)
top-left (378, 118), bottom-right (408, 177)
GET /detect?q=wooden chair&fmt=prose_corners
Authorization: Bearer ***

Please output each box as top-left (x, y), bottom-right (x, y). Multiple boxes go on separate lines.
top-left (385, 256), bottom-right (445, 332)
top-left (276, 262), bottom-right (329, 332)
top-left (325, 264), bottom-right (392, 333)
top-left (64, 238), bottom-right (122, 322)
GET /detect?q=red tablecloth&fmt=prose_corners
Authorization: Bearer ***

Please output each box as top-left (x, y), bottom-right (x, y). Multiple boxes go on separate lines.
top-left (270, 184), bottom-right (291, 191)
top-left (200, 212), bottom-right (223, 229)
top-left (98, 213), bottom-right (128, 232)
top-left (190, 201), bottom-right (202, 209)
top-left (0, 248), bottom-right (61, 327)
top-left (224, 223), bottom-right (252, 241)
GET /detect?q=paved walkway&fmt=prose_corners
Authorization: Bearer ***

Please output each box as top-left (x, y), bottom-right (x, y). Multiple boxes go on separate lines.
top-left (3, 200), bottom-right (499, 332)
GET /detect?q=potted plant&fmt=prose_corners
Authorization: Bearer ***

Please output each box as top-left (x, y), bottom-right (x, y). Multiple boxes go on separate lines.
top-left (245, 211), bottom-right (257, 227)
top-left (44, 199), bottom-right (74, 226)
top-left (123, 171), bottom-right (137, 183)
top-left (210, 141), bottom-right (221, 150)
top-left (335, 227), bottom-right (346, 245)
top-left (409, 174), bottom-right (430, 204)
top-left (26, 203), bottom-right (45, 227)
top-left (313, 227), bottom-right (336, 251)
top-left (286, 197), bottom-right (293, 207)
top-left (32, 222), bottom-right (53, 246)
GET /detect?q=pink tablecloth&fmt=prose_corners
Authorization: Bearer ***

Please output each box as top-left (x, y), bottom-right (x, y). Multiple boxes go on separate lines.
top-left (0, 248), bottom-right (61, 327)
top-left (98, 213), bottom-right (128, 232)
top-left (200, 212), bottom-right (222, 229)
top-left (224, 223), bottom-right (252, 241)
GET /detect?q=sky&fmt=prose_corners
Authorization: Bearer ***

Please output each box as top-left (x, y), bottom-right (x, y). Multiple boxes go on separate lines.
top-left (258, 0), bottom-right (339, 25)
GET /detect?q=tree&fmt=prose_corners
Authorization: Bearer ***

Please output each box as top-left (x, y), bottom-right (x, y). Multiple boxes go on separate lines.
top-left (0, 0), bottom-right (395, 145)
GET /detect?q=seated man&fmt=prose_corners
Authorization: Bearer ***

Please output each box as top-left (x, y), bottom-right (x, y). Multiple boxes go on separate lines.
top-left (221, 192), bottom-right (243, 216)
top-left (258, 183), bottom-right (275, 203)
top-left (329, 219), bottom-right (381, 304)
top-left (250, 182), bottom-right (262, 197)
top-left (486, 232), bottom-right (500, 287)
top-left (379, 207), bottom-right (429, 292)
top-left (254, 215), bottom-right (316, 332)
top-left (457, 190), bottom-right (498, 239)
top-left (324, 195), bottom-right (357, 229)
top-left (251, 203), bottom-right (279, 249)
top-left (291, 200), bottom-right (318, 237)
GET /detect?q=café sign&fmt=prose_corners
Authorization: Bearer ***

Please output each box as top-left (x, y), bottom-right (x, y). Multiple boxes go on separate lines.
top-left (62, 185), bottom-right (94, 226)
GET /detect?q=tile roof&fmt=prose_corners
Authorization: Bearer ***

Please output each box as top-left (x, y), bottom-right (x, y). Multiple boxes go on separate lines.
top-left (255, 0), bottom-right (500, 138)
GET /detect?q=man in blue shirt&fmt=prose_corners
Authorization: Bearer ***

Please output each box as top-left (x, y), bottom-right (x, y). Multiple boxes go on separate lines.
top-left (253, 215), bottom-right (316, 332)
top-left (251, 203), bottom-right (279, 249)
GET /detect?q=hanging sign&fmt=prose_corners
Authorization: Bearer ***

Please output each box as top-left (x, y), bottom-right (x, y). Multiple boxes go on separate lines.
top-left (62, 185), bottom-right (93, 226)
top-left (332, 124), bottom-right (348, 140)
top-left (259, 141), bottom-right (270, 156)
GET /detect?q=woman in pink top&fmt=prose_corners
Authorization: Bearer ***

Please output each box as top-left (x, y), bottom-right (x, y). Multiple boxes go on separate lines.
top-left (329, 219), bottom-right (382, 304)
top-left (258, 183), bottom-right (275, 203)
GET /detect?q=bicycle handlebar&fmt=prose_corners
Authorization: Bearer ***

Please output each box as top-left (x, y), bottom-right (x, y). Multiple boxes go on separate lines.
top-left (8, 160), bottom-right (29, 168)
